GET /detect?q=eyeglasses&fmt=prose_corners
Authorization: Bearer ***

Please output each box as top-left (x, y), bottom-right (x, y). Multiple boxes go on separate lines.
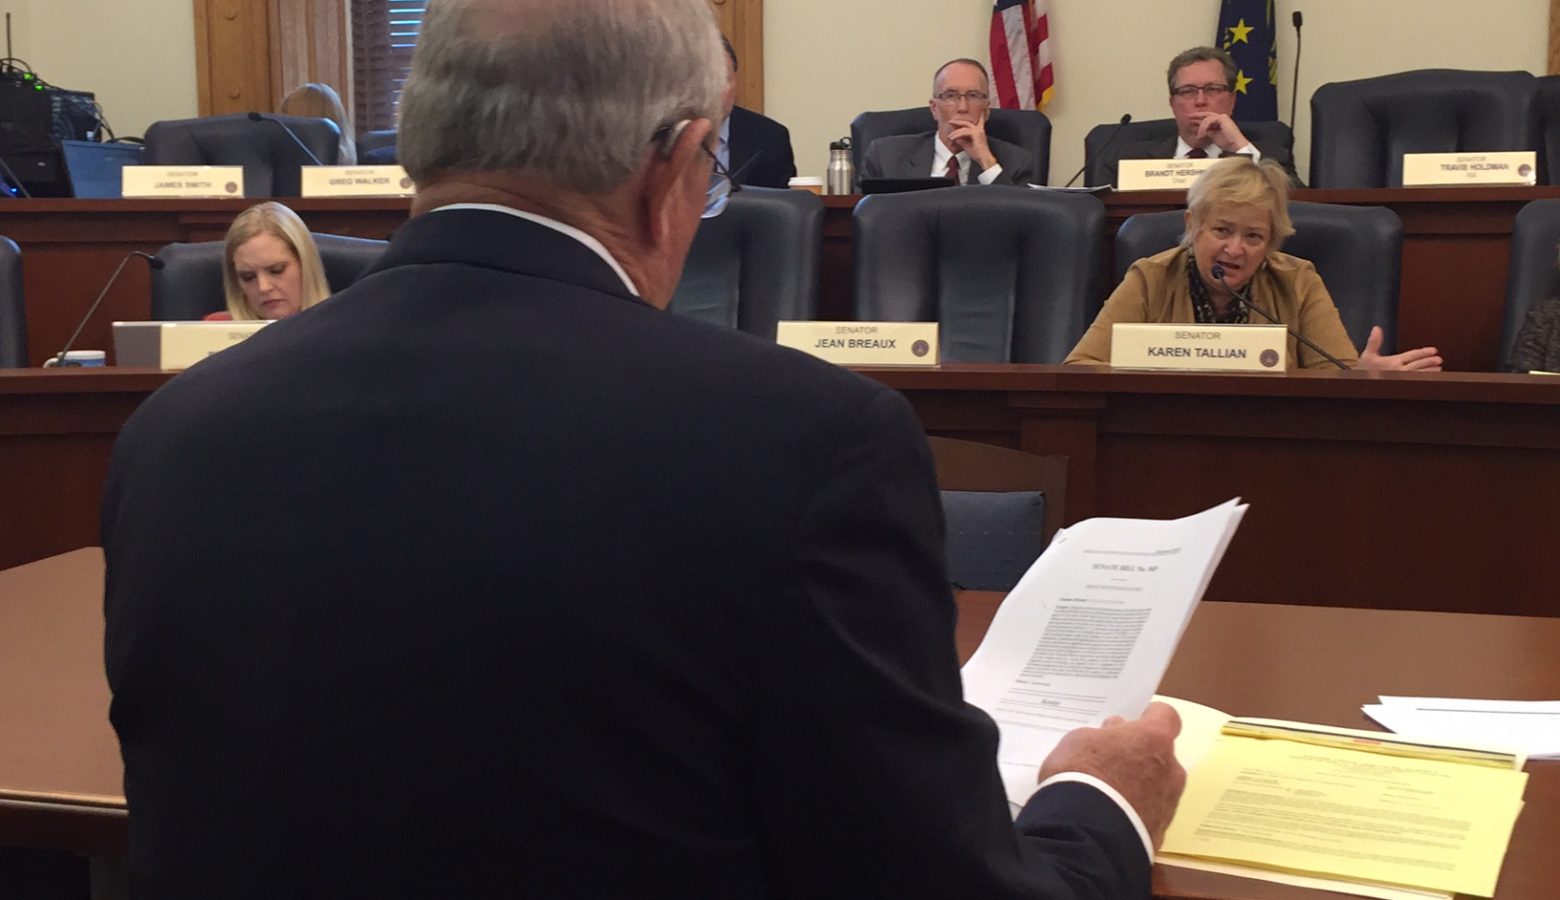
top-left (652, 119), bottom-right (741, 219)
top-left (933, 90), bottom-right (989, 105)
top-left (1171, 83), bottom-right (1232, 99)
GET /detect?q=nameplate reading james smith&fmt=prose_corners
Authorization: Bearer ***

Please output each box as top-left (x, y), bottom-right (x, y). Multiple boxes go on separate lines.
top-left (122, 166), bottom-right (245, 198)
top-left (775, 321), bottom-right (939, 367)
top-left (1110, 323), bottom-right (1286, 372)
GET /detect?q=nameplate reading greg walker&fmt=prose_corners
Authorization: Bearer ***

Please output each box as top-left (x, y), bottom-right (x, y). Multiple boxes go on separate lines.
top-left (1110, 323), bottom-right (1286, 372)
top-left (1115, 157), bottom-right (1218, 191)
top-left (775, 322), bottom-right (940, 367)
top-left (300, 166), bottom-right (416, 198)
top-left (122, 166), bottom-right (245, 199)
top-left (1402, 151), bottom-right (1537, 187)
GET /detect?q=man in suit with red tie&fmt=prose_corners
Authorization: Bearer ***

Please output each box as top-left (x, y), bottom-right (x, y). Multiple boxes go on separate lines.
top-left (860, 58), bottom-right (1037, 186)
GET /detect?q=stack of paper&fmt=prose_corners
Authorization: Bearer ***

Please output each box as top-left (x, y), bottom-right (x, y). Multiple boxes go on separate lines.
top-left (960, 498), bottom-right (1247, 807)
top-left (1158, 697), bottom-right (1529, 899)
top-left (1364, 696), bottom-right (1560, 759)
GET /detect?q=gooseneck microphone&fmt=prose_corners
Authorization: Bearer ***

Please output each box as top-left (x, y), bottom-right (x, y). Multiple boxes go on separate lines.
top-left (1289, 11), bottom-right (1304, 128)
top-left (1064, 114), bottom-right (1132, 188)
top-left (50, 251), bottom-right (164, 367)
top-left (1211, 263), bottom-right (1347, 370)
top-left (248, 112), bottom-right (325, 166)
top-left (0, 153), bottom-right (32, 198)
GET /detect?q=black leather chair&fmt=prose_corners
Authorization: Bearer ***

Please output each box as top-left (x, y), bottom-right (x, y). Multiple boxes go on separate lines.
top-left (668, 187), bottom-right (822, 339)
top-left (1536, 76), bottom-right (1560, 185)
top-left (0, 236), bottom-right (26, 367)
top-left (1082, 117), bottom-right (1295, 187)
top-left (849, 107), bottom-right (1051, 188)
top-left (1500, 199), bottom-right (1560, 370)
top-left (358, 129), bottom-right (399, 165)
top-left (142, 113), bottom-right (344, 197)
top-left (151, 234), bottom-right (388, 320)
top-left (1309, 70), bottom-right (1538, 189)
top-left (1113, 201), bottom-right (1403, 353)
top-left (928, 436), bottom-right (1067, 592)
top-left (852, 186), bottom-right (1103, 363)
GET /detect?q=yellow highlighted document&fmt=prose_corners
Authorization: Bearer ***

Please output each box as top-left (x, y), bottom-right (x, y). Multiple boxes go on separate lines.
top-left (1160, 721), bottom-right (1528, 897)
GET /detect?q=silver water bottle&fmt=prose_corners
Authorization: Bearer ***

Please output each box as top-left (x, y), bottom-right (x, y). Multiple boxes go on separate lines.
top-left (826, 138), bottom-right (854, 195)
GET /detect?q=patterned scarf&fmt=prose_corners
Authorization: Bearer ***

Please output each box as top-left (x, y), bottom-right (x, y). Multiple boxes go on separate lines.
top-left (1189, 258), bottom-right (1250, 325)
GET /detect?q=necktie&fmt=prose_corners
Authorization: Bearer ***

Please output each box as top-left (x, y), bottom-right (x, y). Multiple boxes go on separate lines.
top-left (945, 155), bottom-right (961, 185)
top-left (1186, 147), bottom-right (1208, 159)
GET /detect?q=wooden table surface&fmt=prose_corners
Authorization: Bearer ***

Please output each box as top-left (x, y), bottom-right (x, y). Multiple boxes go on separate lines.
top-left (2, 548), bottom-right (1555, 897)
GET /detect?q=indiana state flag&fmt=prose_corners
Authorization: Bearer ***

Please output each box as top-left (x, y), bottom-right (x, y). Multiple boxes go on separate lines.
top-left (1216, 0), bottom-right (1278, 120)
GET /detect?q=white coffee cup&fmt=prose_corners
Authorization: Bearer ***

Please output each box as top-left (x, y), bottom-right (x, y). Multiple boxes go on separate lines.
top-left (42, 350), bottom-right (107, 368)
top-left (788, 176), bottom-right (824, 195)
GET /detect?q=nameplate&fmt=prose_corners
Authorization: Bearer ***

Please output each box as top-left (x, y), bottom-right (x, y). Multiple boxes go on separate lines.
top-left (1402, 151), bottom-right (1537, 187)
top-left (121, 166), bottom-right (244, 198)
top-left (112, 321), bottom-right (269, 369)
top-left (775, 321), bottom-right (940, 367)
top-left (300, 165), bottom-right (415, 197)
top-left (1110, 323), bottom-right (1287, 371)
top-left (1115, 157), bottom-right (1218, 191)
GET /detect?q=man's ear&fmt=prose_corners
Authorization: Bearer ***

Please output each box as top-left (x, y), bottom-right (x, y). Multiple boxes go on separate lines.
top-left (642, 118), bottom-right (713, 247)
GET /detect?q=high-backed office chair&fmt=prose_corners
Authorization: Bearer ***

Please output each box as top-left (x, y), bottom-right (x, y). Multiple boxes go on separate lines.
top-left (0, 236), bottom-right (26, 367)
top-left (1082, 117), bottom-right (1296, 187)
top-left (1500, 199), bottom-right (1560, 371)
top-left (852, 186), bottom-right (1103, 363)
top-left (1308, 70), bottom-right (1538, 189)
top-left (668, 187), bottom-right (822, 339)
top-left (142, 113), bottom-right (344, 197)
top-left (1113, 201), bottom-right (1403, 354)
top-left (1537, 76), bottom-right (1560, 185)
top-left (358, 129), bottom-right (398, 165)
top-left (849, 107), bottom-right (1051, 188)
top-left (927, 436), bottom-right (1067, 591)
top-left (151, 234), bottom-right (388, 320)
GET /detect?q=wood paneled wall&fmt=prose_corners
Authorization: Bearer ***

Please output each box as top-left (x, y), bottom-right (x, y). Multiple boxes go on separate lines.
top-left (194, 1), bottom-right (761, 121)
top-left (193, 0), bottom-right (351, 117)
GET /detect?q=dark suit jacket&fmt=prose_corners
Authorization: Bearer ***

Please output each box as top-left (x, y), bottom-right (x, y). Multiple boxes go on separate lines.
top-left (728, 105), bottom-right (796, 189)
top-left (102, 208), bottom-right (1149, 899)
top-left (862, 131), bottom-right (1037, 186)
top-left (1102, 133), bottom-right (1299, 186)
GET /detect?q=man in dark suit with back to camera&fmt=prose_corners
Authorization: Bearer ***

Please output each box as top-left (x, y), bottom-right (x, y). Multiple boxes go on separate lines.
top-left (720, 35), bottom-right (796, 188)
top-left (861, 58), bottom-right (1038, 186)
top-left (1102, 46), bottom-right (1298, 186)
top-left (103, 0), bottom-right (1183, 896)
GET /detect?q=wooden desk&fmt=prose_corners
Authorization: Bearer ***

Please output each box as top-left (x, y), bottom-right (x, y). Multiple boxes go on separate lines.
top-left (2, 187), bottom-right (1555, 370)
top-left (3, 548), bottom-right (1555, 897)
top-left (5, 366), bottom-right (1559, 617)
top-left (821, 186), bottom-right (1560, 371)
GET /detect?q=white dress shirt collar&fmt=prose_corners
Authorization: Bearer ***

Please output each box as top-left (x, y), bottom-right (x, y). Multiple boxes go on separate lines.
top-left (427, 203), bottom-right (639, 297)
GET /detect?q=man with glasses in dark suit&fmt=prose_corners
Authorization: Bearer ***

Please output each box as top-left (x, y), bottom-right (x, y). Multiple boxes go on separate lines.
top-left (1101, 46), bottom-right (1298, 186)
top-left (860, 58), bottom-right (1038, 186)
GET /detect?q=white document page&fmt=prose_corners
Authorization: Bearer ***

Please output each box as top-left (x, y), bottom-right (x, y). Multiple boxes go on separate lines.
top-left (961, 499), bottom-right (1247, 806)
top-left (1365, 697), bottom-right (1560, 759)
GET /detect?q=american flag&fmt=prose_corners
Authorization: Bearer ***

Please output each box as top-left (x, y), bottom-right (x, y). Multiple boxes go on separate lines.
top-left (990, 0), bottom-right (1053, 110)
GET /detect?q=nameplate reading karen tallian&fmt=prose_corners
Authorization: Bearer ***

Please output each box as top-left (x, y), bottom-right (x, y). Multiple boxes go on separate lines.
top-left (1115, 157), bottom-right (1219, 192)
top-left (300, 165), bottom-right (416, 197)
top-left (1401, 151), bottom-right (1537, 187)
top-left (1110, 323), bottom-right (1287, 372)
top-left (121, 166), bottom-right (245, 198)
top-left (775, 321), bottom-right (940, 367)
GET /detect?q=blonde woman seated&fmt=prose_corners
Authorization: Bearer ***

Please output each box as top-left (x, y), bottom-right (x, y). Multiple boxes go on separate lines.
top-left (280, 82), bottom-right (357, 165)
top-left (1065, 157), bottom-right (1442, 371)
top-left (209, 201), bottom-right (330, 321)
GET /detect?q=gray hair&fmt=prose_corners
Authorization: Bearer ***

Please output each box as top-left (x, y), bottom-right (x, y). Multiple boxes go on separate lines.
top-left (398, 0), bottom-right (727, 194)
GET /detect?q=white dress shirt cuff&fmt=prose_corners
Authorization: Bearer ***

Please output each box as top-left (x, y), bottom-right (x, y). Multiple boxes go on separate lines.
top-left (1235, 142), bottom-right (1261, 162)
top-left (1035, 771), bottom-right (1155, 862)
top-left (976, 163), bottom-right (1004, 185)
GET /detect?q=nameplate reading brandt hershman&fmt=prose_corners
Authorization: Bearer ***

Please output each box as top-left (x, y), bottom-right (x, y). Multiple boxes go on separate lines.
top-left (300, 165), bottom-right (416, 197)
top-left (1110, 323), bottom-right (1286, 372)
top-left (1401, 151), bottom-right (1537, 187)
top-left (121, 166), bottom-right (245, 198)
top-left (1115, 158), bottom-right (1219, 192)
top-left (775, 321), bottom-right (940, 367)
